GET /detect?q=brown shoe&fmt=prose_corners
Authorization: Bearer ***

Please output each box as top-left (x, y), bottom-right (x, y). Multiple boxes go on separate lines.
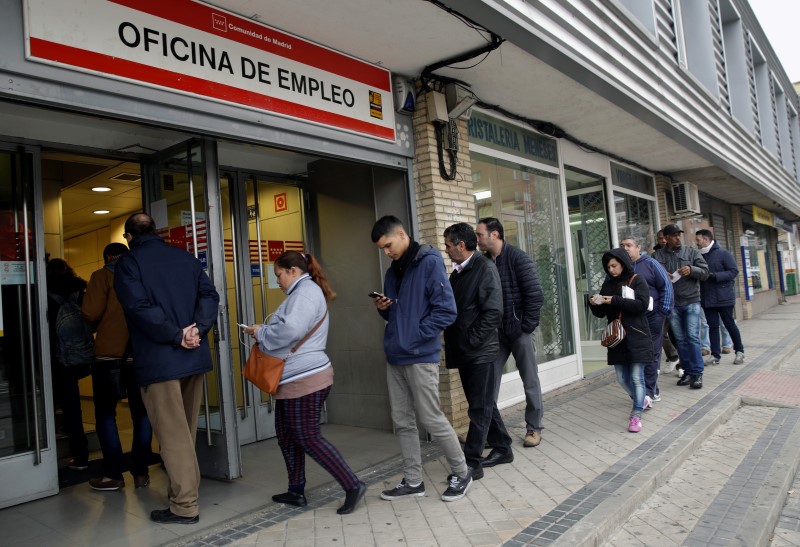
top-left (523, 430), bottom-right (541, 447)
top-left (89, 477), bottom-right (124, 491)
top-left (134, 475), bottom-right (150, 488)
top-left (721, 347), bottom-right (732, 354)
top-left (701, 348), bottom-right (710, 356)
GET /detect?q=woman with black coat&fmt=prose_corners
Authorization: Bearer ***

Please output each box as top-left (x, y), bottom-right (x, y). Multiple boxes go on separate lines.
top-left (590, 248), bottom-right (653, 432)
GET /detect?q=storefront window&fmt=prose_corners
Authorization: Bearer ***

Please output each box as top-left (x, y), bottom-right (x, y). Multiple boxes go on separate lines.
top-left (742, 218), bottom-right (771, 293)
top-left (611, 163), bottom-right (656, 250)
top-left (471, 152), bottom-right (575, 365)
top-left (613, 192), bottom-right (656, 251)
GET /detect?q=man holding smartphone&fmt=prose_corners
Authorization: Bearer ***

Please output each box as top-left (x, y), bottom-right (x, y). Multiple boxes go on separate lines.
top-left (370, 215), bottom-right (473, 503)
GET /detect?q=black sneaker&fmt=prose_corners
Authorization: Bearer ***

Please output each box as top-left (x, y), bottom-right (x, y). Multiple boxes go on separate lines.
top-left (441, 468), bottom-right (473, 502)
top-left (380, 478), bottom-right (425, 500)
top-left (677, 373), bottom-right (692, 386)
top-left (691, 374), bottom-right (703, 389)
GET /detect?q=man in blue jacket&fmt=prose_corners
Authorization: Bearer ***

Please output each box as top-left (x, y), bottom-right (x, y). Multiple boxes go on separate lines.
top-left (115, 213), bottom-right (219, 524)
top-left (695, 229), bottom-right (745, 365)
top-left (371, 216), bottom-right (473, 503)
top-left (621, 236), bottom-right (674, 406)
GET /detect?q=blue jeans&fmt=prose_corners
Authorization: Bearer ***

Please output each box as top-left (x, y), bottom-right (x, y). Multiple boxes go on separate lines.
top-left (614, 362), bottom-right (646, 418)
top-left (704, 306), bottom-right (744, 359)
top-left (644, 311), bottom-right (666, 398)
top-left (92, 363), bottom-right (153, 480)
top-left (669, 302), bottom-right (704, 376)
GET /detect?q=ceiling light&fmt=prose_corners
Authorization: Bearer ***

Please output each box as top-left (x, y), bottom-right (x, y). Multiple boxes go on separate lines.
top-left (93, 210), bottom-right (110, 215)
top-left (92, 186), bottom-right (112, 192)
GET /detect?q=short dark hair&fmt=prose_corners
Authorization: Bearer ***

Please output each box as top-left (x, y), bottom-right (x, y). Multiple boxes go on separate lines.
top-left (478, 217), bottom-right (504, 240)
top-left (124, 213), bottom-right (157, 239)
top-left (371, 215), bottom-right (404, 243)
top-left (443, 222), bottom-right (477, 251)
top-left (103, 242), bottom-right (129, 262)
top-left (696, 229), bottom-right (713, 239)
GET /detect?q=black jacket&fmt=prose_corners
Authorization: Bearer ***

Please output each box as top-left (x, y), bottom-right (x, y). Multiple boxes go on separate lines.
top-left (590, 248), bottom-right (653, 365)
top-left (115, 234), bottom-right (220, 386)
top-left (699, 241), bottom-right (738, 308)
top-left (652, 243), bottom-right (709, 306)
top-left (444, 253), bottom-right (503, 368)
top-left (487, 242), bottom-right (544, 342)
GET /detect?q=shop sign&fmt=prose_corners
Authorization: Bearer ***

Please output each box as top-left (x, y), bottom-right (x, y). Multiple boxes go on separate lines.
top-left (467, 111), bottom-right (558, 167)
top-left (23, 0), bottom-right (395, 141)
top-left (752, 205), bottom-right (774, 227)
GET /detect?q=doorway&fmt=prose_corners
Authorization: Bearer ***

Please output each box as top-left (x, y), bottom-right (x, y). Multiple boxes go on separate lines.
top-left (565, 166), bottom-right (611, 373)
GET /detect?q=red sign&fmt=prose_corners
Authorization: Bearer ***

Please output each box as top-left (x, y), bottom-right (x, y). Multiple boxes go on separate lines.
top-left (274, 192), bottom-right (288, 213)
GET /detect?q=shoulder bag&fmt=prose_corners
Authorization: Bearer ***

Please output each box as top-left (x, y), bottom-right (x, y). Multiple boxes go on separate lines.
top-left (600, 274), bottom-right (637, 348)
top-left (243, 310), bottom-right (327, 394)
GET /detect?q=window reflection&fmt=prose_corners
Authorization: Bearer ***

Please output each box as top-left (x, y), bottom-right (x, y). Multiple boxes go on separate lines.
top-left (471, 152), bottom-right (575, 365)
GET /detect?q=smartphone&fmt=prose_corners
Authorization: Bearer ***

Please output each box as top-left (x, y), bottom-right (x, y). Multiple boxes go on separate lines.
top-left (368, 291), bottom-right (390, 301)
top-left (237, 323), bottom-right (249, 329)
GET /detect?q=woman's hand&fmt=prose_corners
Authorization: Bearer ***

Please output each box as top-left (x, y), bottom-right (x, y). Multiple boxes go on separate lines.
top-left (242, 324), bottom-right (260, 337)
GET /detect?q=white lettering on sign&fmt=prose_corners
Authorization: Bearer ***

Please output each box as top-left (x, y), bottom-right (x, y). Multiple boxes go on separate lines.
top-left (23, 0), bottom-right (395, 141)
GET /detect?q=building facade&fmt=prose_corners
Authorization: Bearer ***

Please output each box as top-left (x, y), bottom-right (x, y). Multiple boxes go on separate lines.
top-left (1, 0), bottom-right (798, 509)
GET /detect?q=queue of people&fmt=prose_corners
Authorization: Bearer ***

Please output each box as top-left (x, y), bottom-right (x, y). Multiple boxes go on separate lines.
top-left (48, 213), bottom-right (746, 518)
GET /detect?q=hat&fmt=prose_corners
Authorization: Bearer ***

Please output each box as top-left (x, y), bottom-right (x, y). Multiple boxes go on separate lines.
top-left (662, 224), bottom-right (684, 236)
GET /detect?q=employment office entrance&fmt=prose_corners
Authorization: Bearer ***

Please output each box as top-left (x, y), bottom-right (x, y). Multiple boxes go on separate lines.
top-left (0, 108), bottom-right (403, 509)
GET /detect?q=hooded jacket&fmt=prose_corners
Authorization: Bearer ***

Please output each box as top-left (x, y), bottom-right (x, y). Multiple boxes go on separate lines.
top-left (444, 253), bottom-right (503, 368)
top-left (699, 241), bottom-right (738, 308)
top-left (114, 233), bottom-right (220, 386)
top-left (379, 243), bottom-right (457, 365)
top-left (590, 248), bottom-right (653, 365)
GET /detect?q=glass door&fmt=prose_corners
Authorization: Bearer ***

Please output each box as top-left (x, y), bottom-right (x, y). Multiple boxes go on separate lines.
top-left (142, 139), bottom-right (241, 480)
top-left (0, 144), bottom-right (58, 508)
top-left (222, 169), bottom-right (307, 444)
top-left (565, 166), bottom-right (611, 362)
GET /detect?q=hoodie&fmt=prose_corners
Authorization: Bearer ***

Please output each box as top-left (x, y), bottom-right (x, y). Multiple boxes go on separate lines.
top-left (590, 248), bottom-right (653, 365)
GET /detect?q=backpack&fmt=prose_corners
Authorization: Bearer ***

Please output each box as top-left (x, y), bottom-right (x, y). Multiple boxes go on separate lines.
top-left (50, 292), bottom-right (95, 367)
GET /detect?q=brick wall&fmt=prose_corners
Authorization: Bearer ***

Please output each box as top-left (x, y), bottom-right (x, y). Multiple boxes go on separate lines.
top-left (411, 89), bottom-right (477, 434)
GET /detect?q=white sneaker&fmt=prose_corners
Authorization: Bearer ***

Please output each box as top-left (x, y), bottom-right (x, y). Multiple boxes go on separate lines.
top-left (733, 351), bottom-right (745, 365)
top-left (664, 358), bottom-right (679, 374)
top-left (653, 392), bottom-right (661, 402)
top-left (676, 368), bottom-right (684, 378)
top-left (643, 395), bottom-right (653, 411)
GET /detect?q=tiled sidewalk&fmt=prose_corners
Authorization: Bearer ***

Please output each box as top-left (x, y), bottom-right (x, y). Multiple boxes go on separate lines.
top-left (176, 300), bottom-right (800, 547)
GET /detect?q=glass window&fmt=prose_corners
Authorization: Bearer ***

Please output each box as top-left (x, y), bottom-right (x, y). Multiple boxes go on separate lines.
top-left (742, 217), bottom-right (771, 294)
top-left (472, 152), bottom-right (574, 365)
top-left (613, 191), bottom-right (656, 251)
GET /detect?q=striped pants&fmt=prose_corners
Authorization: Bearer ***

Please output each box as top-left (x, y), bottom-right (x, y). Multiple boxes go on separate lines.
top-left (276, 386), bottom-right (359, 492)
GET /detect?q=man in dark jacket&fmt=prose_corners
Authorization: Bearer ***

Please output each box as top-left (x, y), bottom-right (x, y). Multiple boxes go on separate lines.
top-left (653, 224), bottom-right (709, 389)
top-left (695, 229), bottom-right (745, 365)
top-left (83, 243), bottom-right (152, 492)
top-left (115, 213), bottom-right (219, 524)
top-left (371, 216), bottom-right (473, 503)
top-left (476, 218), bottom-right (545, 448)
top-left (443, 223), bottom-right (509, 475)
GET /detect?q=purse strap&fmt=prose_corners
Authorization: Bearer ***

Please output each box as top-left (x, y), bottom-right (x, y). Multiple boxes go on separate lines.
top-left (615, 274), bottom-right (638, 320)
top-left (288, 310), bottom-right (328, 355)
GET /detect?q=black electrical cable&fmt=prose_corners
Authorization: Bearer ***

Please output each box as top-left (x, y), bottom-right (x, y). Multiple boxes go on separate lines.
top-left (434, 122), bottom-right (457, 180)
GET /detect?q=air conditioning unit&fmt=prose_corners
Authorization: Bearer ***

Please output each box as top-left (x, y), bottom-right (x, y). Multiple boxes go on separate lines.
top-left (672, 181), bottom-right (701, 215)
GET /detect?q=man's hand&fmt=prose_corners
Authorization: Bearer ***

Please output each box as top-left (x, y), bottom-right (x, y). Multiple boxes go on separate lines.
top-left (181, 323), bottom-right (200, 349)
top-left (373, 295), bottom-right (393, 311)
top-left (678, 265), bottom-right (692, 277)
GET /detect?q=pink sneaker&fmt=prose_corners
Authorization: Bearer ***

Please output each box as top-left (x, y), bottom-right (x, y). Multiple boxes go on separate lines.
top-left (628, 416), bottom-right (642, 433)
top-left (643, 396), bottom-right (653, 411)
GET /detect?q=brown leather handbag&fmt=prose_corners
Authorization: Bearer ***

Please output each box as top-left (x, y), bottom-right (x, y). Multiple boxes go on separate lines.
top-left (243, 311), bottom-right (327, 394)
